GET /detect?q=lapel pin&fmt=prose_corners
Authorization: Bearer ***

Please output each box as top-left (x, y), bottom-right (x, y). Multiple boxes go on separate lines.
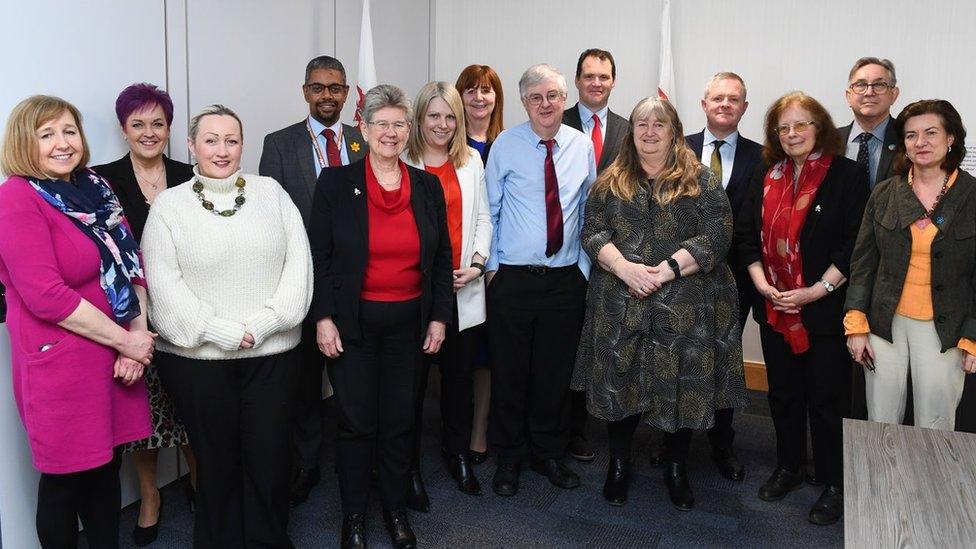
top-left (350, 142), bottom-right (361, 153)
top-left (935, 215), bottom-right (945, 225)
top-left (814, 205), bottom-right (822, 212)
top-left (354, 188), bottom-right (361, 196)
top-left (888, 144), bottom-right (896, 151)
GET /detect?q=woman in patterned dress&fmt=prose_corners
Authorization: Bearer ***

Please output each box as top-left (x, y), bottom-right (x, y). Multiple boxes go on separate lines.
top-left (572, 97), bottom-right (746, 511)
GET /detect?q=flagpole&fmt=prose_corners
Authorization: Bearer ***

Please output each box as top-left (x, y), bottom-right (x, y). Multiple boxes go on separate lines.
top-left (657, 0), bottom-right (675, 107)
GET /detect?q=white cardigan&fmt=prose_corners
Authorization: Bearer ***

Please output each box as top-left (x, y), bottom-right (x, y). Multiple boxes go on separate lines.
top-left (404, 147), bottom-right (492, 331)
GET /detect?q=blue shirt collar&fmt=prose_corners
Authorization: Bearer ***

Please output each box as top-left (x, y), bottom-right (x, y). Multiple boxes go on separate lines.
top-left (704, 128), bottom-right (739, 148)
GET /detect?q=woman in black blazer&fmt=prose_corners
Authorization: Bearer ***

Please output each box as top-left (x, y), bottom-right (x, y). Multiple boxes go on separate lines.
top-left (91, 82), bottom-right (196, 547)
top-left (733, 92), bottom-right (868, 527)
top-left (308, 84), bottom-right (452, 549)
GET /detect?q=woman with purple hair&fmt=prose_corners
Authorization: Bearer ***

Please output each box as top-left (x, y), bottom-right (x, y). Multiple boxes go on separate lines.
top-left (92, 82), bottom-right (196, 547)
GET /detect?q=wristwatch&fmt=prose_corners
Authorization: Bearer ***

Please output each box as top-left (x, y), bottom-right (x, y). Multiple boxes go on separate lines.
top-left (819, 279), bottom-right (835, 293)
top-left (471, 262), bottom-right (487, 277)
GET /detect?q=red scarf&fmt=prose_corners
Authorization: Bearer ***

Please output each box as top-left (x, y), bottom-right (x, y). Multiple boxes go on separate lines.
top-left (760, 152), bottom-right (833, 354)
top-left (365, 154), bottom-right (411, 213)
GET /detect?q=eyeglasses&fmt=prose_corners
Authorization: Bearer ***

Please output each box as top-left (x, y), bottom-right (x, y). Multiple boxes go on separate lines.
top-left (849, 81), bottom-right (893, 95)
top-left (304, 83), bottom-right (349, 95)
top-left (367, 120), bottom-right (410, 132)
top-left (524, 91), bottom-right (566, 107)
top-left (775, 121), bottom-right (816, 136)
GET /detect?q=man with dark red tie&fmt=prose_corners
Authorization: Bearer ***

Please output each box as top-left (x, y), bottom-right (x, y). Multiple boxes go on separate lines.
top-left (259, 55), bottom-right (366, 507)
top-left (484, 64), bottom-right (596, 497)
top-left (561, 48), bottom-right (629, 461)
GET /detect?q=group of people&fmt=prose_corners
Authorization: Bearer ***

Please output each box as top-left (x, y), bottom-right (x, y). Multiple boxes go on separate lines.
top-left (0, 47), bottom-right (973, 549)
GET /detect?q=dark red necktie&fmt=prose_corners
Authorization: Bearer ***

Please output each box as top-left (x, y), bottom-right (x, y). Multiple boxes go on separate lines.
top-left (590, 114), bottom-right (603, 167)
top-left (542, 139), bottom-right (563, 257)
top-left (322, 128), bottom-right (342, 167)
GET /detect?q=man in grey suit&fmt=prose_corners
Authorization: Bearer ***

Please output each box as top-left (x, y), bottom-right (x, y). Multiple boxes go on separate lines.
top-left (838, 57), bottom-right (900, 189)
top-left (259, 55), bottom-right (366, 507)
top-left (561, 48), bottom-right (628, 462)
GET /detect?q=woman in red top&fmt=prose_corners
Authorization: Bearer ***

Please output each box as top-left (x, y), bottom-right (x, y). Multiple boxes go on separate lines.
top-left (309, 84), bottom-right (453, 549)
top-left (404, 82), bottom-right (493, 503)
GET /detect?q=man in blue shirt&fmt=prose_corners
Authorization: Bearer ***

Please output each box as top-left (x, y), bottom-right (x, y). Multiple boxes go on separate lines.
top-left (485, 64), bottom-right (596, 497)
top-left (838, 57), bottom-right (900, 189)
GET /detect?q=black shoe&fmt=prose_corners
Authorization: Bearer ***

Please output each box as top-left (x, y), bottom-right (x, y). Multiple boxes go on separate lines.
top-left (405, 469), bottom-right (430, 513)
top-left (469, 449), bottom-right (488, 464)
top-left (530, 458), bottom-right (581, 489)
top-left (289, 466), bottom-right (320, 508)
top-left (602, 457), bottom-right (631, 506)
top-left (443, 450), bottom-right (482, 495)
top-left (132, 490), bottom-right (162, 547)
top-left (758, 467), bottom-right (804, 502)
top-left (805, 465), bottom-right (824, 487)
top-left (568, 435), bottom-right (595, 462)
top-left (184, 480), bottom-right (195, 514)
top-left (340, 513), bottom-right (367, 549)
top-left (663, 462), bottom-right (694, 511)
top-left (492, 462), bottom-right (520, 496)
top-left (808, 485), bottom-right (844, 525)
top-left (711, 447), bottom-right (745, 481)
top-left (383, 508), bottom-right (417, 549)
top-left (647, 442), bottom-right (665, 467)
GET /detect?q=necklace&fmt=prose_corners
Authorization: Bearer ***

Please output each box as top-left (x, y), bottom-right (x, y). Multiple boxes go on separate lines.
top-left (911, 174), bottom-right (950, 228)
top-left (133, 163), bottom-right (164, 191)
top-left (192, 177), bottom-right (246, 217)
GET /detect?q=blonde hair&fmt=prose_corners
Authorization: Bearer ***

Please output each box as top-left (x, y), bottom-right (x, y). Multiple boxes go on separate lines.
top-left (406, 82), bottom-right (469, 168)
top-left (1, 95), bottom-right (90, 179)
top-left (593, 97), bottom-right (701, 204)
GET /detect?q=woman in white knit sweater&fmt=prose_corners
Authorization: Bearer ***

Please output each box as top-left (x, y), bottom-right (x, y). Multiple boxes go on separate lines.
top-left (142, 104), bottom-right (312, 549)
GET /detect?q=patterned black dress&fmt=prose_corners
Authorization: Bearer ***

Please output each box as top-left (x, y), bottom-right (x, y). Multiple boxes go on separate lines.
top-left (571, 168), bottom-right (746, 432)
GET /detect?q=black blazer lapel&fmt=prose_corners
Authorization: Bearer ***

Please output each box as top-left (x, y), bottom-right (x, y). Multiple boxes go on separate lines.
top-left (685, 131), bottom-right (705, 157)
top-left (345, 160), bottom-right (369, 252)
top-left (343, 124), bottom-right (367, 164)
top-left (838, 123), bottom-right (853, 144)
top-left (407, 167), bottom-right (430, 269)
top-left (290, 124), bottom-right (319, 202)
top-left (599, 111), bottom-right (627, 172)
top-left (562, 103), bottom-right (583, 132)
top-left (877, 116), bottom-right (898, 183)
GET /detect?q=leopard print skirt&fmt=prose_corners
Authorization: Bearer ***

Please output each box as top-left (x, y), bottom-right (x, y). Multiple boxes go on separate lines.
top-left (122, 363), bottom-right (189, 452)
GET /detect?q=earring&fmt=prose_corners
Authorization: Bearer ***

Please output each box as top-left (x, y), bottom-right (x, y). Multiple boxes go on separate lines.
top-left (949, 145), bottom-right (953, 153)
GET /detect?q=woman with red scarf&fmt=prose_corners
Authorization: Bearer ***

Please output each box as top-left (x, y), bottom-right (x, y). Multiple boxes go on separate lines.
top-left (734, 92), bottom-right (869, 526)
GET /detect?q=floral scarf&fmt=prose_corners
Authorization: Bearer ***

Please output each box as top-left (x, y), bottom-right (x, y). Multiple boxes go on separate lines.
top-left (760, 152), bottom-right (833, 354)
top-left (29, 168), bottom-right (143, 323)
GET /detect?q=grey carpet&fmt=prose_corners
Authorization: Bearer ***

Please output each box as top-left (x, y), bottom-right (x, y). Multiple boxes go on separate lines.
top-left (114, 390), bottom-right (843, 548)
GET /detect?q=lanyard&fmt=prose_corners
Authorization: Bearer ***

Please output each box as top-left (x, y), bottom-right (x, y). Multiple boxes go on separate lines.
top-left (305, 119), bottom-right (343, 169)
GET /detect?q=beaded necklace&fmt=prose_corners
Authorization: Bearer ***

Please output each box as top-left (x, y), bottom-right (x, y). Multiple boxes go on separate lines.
top-left (192, 177), bottom-right (246, 217)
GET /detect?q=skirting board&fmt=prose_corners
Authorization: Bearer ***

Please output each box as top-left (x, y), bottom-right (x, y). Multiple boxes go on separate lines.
top-left (744, 361), bottom-right (768, 392)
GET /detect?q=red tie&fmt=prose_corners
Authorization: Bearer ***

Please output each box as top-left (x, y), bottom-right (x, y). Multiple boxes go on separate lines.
top-left (322, 128), bottom-right (342, 167)
top-left (542, 139), bottom-right (563, 257)
top-left (590, 113), bottom-right (603, 167)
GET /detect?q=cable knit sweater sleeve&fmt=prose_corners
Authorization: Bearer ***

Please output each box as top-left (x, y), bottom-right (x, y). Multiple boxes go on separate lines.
top-left (142, 194), bottom-right (247, 351)
top-left (243, 183), bottom-right (313, 347)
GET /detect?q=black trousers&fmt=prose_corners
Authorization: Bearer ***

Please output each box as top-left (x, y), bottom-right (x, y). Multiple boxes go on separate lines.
top-left (292, 319), bottom-right (326, 470)
top-left (607, 415), bottom-right (692, 463)
top-left (760, 325), bottom-right (850, 487)
top-left (328, 298), bottom-right (422, 513)
top-left (487, 264), bottom-right (587, 462)
top-left (157, 350), bottom-right (297, 549)
top-left (36, 451), bottom-right (121, 549)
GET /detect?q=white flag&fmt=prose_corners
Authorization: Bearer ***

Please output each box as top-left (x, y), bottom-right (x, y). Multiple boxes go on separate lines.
top-left (657, 0), bottom-right (675, 106)
top-left (355, 0), bottom-right (378, 123)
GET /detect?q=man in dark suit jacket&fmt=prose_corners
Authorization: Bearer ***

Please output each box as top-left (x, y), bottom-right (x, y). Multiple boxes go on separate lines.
top-left (258, 55), bottom-right (366, 507)
top-left (561, 48), bottom-right (629, 462)
top-left (838, 57), bottom-right (901, 189)
top-left (669, 72), bottom-right (761, 482)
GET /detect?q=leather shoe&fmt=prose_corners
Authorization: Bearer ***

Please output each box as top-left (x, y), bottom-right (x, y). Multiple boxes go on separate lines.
top-left (647, 442), bottom-right (665, 467)
top-left (808, 485), bottom-right (844, 525)
top-left (602, 457), bottom-right (630, 506)
top-left (340, 513), bottom-right (366, 549)
top-left (443, 450), bottom-right (482, 495)
top-left (492, 462), bottom-right (520, 496)
top-left (132, 490), bottom-right (163, 547)
top-left (711, 447), bottom-right (745, 481)
top-left (405, 469), bottom-right (430, 513)
top-left (805, 465), bottom-right (824, 487)
top-left (383, 508), bottom-right (417, 549)
top-left (758, 467), bottom-right (803, 501)
top-left (289, 466), bottom-right (320, 508)
top-left (469, 449), bottom-right (488, 464)
top-left (530, 458), bottom-right (580, 489)
top-left (568, 435), bottom-right (595, 462)
top-left (663, 461), bottom-right (694, 511)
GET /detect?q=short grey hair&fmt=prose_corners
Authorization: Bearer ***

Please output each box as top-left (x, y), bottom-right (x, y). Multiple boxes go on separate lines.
top-left (361, 84), bottom-right (412, 123)
top-left (848, 57), bottom-right (897, 86)
top-left (305, 55), bottom-right (346, 84)
top-left (518, 64), bottom-right (567, 99)
top-left (188, 104), bottom-right (243, 141)
top-left (703, 72), bottom-right (748, 101)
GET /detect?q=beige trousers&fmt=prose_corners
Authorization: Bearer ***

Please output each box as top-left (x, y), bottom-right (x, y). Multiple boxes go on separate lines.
top-left (866, 314), bottom-right (965, 430)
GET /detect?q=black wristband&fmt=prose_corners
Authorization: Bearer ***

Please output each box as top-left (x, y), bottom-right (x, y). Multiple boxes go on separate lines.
top-left (471, 262), bottom-right (487, 277)
top-left (667, 257), bottom-right (681, 280)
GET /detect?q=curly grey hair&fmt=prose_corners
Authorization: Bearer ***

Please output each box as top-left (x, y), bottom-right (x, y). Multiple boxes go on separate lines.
top-left (361, 84), bottom-right (412, 124)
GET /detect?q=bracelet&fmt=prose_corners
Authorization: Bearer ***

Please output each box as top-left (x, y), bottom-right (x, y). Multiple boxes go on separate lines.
top-left (470, 262), bottom-right (487, 277)
top-left (667, 257), bottom-right (681, 280)
top-left (609, 255), bottom-right (625, 273)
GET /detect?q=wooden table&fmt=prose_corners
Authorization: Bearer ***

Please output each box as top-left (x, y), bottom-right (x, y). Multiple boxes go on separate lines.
top-left (844, 418), bottom-right (976, 547)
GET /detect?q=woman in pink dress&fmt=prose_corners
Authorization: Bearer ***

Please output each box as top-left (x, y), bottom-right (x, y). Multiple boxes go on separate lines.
top-left (0, 95), bottom-right (155, 548)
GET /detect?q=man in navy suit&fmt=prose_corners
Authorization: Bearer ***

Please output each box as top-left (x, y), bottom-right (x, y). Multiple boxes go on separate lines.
top-left (838, 57), bottom-right (900, 189)
top-left (259, 55), bottom-right (366, 508)
top-left (660, 72), bottom-right (761, 482)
